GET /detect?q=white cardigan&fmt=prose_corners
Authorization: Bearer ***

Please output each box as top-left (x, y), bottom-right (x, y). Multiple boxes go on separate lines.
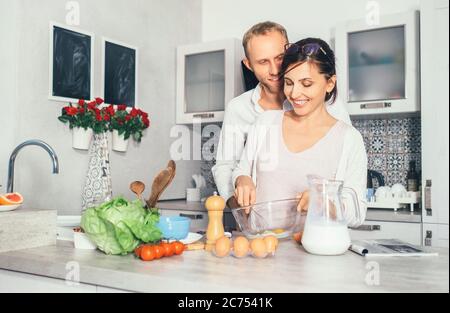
top-left (231, 111), bottom-right (368, 228)
top-left (212, 84), bottom-right (352, 201)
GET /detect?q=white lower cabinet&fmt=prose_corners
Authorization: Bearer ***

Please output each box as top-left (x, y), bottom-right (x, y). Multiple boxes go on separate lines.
top-left (349, 221), bottom-right (422, 245)
top-left (0, 269), bottom-right (96, 293)
top-left (0, 269), bottom-right (129, 293)
top-left (159, 209), bottom-right (209, 231)
top-left (422, 223), bottom-right (449, 248)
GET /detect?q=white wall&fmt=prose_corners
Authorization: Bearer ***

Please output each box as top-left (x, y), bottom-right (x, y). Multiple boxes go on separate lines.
top-left (202, 0), bottom-right (420, 42)
top-left (0, 0), bottom-right (19, 192)
top-left (0, 0), bottom-right (202, 215)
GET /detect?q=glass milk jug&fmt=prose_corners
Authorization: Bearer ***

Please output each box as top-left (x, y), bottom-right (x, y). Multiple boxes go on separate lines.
top-left (301, 175), bottom-right (361, 255)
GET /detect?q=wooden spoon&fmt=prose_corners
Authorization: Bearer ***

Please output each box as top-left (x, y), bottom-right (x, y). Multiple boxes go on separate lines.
top-left (146, 160), bottom-right (177, 208)
top-left (130, 181), bottom-right (145, 202)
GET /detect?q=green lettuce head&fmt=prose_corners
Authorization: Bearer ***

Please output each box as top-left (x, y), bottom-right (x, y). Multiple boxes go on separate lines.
top-left (81, 197), bottom-right (162, 255)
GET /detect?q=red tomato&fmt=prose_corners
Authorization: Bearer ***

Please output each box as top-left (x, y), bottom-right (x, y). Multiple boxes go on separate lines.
top-left (134, 245), bottom-right (143, 258)
top-left (153, 244), bottom-right (165, 259)
top-left (140, 245), bottom-right (155, 261)
top-left (160, 242), bottom-right (175, 257)
top-left (171, 241), bottom-right (185, 255)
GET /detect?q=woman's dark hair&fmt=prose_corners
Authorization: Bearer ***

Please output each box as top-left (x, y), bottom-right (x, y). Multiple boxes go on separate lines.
top-left (281, 38), bottom-right (338, 104)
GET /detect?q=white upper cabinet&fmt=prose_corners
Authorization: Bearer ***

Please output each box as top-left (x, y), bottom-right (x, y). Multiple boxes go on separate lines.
top-left (336, 11), bottom-right (420, 116)
top-left (176, 39), bottom-right (244, 124)
top-left (420, 0), bottom-right (449, 228)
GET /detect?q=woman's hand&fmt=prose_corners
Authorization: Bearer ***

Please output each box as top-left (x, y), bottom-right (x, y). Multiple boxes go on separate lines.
top-left (234, 175), bottom-right (256, 208)
top-left (296, 191), bottom-right (310, 212)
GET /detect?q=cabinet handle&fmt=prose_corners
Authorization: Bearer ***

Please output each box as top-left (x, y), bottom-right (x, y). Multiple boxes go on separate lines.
top-left (360, 102), bottom-right (392, 109)
top-left (353, 225), bottom-right (381, 231)
top-left (425, 230), bottom-right (432, 247)
top-left (193, 113), bottom-right (215, 119)
top-left (425, 180), bottom-right (432, 216)
top-left (179, 213), bottom-right (204, 220)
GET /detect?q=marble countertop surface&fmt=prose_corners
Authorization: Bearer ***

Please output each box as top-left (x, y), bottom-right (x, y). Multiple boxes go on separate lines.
top-left (0, 240), bottom-right (447, 293)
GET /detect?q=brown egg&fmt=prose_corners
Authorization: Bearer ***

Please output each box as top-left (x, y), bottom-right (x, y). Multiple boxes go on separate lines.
top-left (264, 235), bottom-right (278, 255)
top-left (233, 236), bottom-right (250, 258)
top-left (250, 238), bottom-right (267, 258)
top-left (214, 236), bottom-right (231, 257)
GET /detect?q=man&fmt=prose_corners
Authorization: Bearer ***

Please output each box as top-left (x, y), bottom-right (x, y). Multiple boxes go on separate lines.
top-left (212, 21), bottom-right (351, 205)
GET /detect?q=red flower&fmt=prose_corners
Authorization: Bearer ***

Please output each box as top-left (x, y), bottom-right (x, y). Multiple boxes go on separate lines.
top-left (106, 105), bottom-right (115, 116)
top-left (93, 108), bottom-right (101, 115)
top-left (125, 115), bottom-right (132, 121)
top-left (117, 105), bottom-right (127, 111)
top-left (96, 114), bottom-right (102, 122)
top-left (95, 97), bottom-right (104, 105)
top-left (65, 107), bottom-right (78, 116)
top-left (78, 99), bottom-right (85, 106)
top-left (103, 114), bottom-right (110, 121)
top-left (130, 108), bottom-right (139, 117)
top-left (78, 107), bottom-right (85, 114)
top-left (143, 117), bottom-right (150, 128)
top-left (88, 102), bottom-right (96, 110)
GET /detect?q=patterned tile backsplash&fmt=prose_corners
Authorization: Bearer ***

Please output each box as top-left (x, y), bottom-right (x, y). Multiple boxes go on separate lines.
top-left (353, 116), bottom-right (422, 187)
top-left (201, 116), bottom-right (421, 193)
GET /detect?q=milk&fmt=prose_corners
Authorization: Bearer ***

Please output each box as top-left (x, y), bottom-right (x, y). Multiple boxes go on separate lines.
top-left (301, 221), bottom-right (351, 255)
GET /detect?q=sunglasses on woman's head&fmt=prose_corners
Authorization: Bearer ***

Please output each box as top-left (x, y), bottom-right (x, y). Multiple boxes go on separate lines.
top-left (284, 42), bottom-right (333, 64)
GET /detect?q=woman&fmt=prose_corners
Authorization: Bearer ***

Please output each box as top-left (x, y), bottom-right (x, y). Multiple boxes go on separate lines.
top-left (232, 38), bottom-right (367, 227)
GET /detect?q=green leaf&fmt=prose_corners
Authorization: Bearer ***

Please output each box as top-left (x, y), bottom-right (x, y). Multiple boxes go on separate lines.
top-left (80, 196), bottom-right (162, 255)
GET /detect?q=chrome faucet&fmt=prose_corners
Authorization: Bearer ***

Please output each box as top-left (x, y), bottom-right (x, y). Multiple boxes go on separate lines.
top-left (7, 140), bottom-right (59, 193)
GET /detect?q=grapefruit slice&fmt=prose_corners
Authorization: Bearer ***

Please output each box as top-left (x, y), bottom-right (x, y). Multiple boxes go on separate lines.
top-left (0, 192), bottom-right (24, 205)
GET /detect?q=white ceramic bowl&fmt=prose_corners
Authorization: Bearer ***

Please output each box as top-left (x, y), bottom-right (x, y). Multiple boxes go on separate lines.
top-left (73, 232), bottom-right (97, 250)
top-left (0, 203), bottom-right (22, 212)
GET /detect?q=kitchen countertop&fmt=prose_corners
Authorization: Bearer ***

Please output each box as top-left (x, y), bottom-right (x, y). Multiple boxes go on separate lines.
top-left (157, 199), bottom-right (422, 223)
top-left (0, 240), bottom-right (447, 293)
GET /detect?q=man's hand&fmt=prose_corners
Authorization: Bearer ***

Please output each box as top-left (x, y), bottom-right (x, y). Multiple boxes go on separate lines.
top-left (296, 191), bottom-right (310, 212)
top-left (234, 175), bottom-right (256, 207)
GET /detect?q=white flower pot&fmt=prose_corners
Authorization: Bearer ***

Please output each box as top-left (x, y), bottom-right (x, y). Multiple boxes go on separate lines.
top-left (112, 130), bottom-right (129, 152)
top-left (72, 127), bottom-right (93, 150)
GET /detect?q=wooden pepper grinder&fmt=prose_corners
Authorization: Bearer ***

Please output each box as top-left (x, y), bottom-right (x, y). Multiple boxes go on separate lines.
top-left (205, 192), bottom-right (226, 251)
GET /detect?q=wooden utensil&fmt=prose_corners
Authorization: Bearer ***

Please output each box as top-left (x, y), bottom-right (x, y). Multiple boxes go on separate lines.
top-left (146, 160), bottom-right (177, 208)
top-left (185, 241), bottom-right (205, 251)
top-left (130, 181), bottom-right (146, 205)
top-left (205, 192), bottom-right (226, 252)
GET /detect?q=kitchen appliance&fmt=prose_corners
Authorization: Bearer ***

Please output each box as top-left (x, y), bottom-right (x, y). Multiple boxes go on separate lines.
top-left (367, 170), bottom-right (385, 201)
top-left (301, 175), bottom-right (361, 256)
top-left (368, 170), bottom-right (385, 187)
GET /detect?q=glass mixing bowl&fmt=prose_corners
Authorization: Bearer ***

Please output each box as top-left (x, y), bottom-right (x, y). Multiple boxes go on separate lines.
top-left (231, 198), bottom-right (305, 239)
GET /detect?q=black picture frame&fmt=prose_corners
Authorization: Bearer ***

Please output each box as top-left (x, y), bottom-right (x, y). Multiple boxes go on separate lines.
top-left (103, 40), bottom-right (137, 107)
top-left (49, 23), bottom-right (94, 102)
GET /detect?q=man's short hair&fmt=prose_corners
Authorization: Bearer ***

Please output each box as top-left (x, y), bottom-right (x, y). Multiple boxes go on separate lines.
top-left (242, 21), bottom-right (288, 58)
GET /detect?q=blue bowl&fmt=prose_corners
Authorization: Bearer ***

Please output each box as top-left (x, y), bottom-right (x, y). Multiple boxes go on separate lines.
top-left (157, 216), bottom-right (191, 240)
